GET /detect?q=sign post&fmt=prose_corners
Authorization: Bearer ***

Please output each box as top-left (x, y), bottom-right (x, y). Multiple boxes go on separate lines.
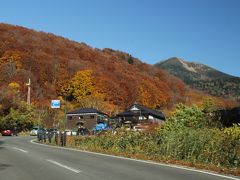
top-left (51, 100), bottom-right (61, 109)
top-left (51, 100), bottom-right (60, 129)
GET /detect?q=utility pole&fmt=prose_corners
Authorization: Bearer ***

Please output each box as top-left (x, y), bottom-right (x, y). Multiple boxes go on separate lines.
top-left (26, 78), bottom-right (31, 106)
top-left (64, 95), bottom-right (67, 130)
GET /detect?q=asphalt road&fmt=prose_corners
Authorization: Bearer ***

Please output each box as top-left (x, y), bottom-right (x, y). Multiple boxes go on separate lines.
top-left (0, 136), bottom-right (239, 180)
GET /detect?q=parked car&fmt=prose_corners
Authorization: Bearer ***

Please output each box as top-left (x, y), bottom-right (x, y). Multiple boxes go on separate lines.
top-left (1, 129), bottom-right (13, 136)
top-left (30, 127), bottom-right (46, 136)
top-left (30, 127), bottom-right (39, 136)
top-left (37, 128), bottom-right (46, 135)
top-left (93, 123), bottom-right (112, 134)
top-left (64, 129), bottom-right (77, 136)
top-left (46, 128), bottom-right (59, 135)
top-left (79, 128), bottom-right (89, 136)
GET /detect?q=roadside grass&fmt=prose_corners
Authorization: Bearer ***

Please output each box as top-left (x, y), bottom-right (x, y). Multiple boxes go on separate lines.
top-left (18, 131), bottom-right (30, 136)
top-left (35, 103), bottom-right (240, 177)
top-left (42, 127), bottom-right (240, 177)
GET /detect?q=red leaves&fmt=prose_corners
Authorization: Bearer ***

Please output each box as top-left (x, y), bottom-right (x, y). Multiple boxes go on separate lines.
top-left (0, 23), bottom-right (191, 112)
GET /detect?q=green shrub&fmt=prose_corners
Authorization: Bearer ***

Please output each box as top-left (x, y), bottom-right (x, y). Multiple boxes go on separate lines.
top-left (67, 104), bottom-right (240, 169)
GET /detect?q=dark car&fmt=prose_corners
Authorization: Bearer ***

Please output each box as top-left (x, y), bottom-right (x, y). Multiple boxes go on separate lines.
top-left (37, 128), bottom-right (46, 135)
top-left (77, 127), bottom-right (90, 136)
top-left (47, 128), bottom-right (59, 135)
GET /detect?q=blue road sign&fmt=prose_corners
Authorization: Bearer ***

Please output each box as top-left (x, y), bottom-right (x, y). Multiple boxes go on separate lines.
top-left (51, 100), bottom-right (60, 108)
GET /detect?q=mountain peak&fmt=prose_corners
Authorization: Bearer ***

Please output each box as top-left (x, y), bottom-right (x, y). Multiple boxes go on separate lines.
top-left (156, 57), bottom-right (234, 80)
top-left (177, 58), bottom-right (198, 73)
top-left (155, 57), bottom-right (240, 100)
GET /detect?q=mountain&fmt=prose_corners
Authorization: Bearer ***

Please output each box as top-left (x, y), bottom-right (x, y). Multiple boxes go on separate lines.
top-left (0, 23), bottom-right (237, 116)
top-left (155, 57), bottom-right (240, 101)
top-left (0, 23), bottom-right (189, 113)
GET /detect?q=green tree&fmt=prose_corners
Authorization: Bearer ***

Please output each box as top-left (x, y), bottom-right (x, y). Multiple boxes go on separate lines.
top-left (127, 56), bottom-right (134, 64)
top-left (0, 103), bottom-right (35, 131)
top-left (168, 103), bottom-right (222, 129)
top-left (168, 104), bottom-right (204, 128)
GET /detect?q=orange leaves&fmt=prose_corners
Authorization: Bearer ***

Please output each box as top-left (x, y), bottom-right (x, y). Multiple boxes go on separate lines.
top-left (1, 23), bottom-right (231, 115)
top-left (137, 77), bottom-right (170, 109)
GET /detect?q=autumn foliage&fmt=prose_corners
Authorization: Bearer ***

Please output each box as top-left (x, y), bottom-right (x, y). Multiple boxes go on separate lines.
top-left (0, 23), bottom-right (236, 115)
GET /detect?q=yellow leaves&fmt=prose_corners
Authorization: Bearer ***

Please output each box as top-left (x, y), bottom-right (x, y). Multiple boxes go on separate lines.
top-left (60, 79), bottom-right (73, 96)
top-left (0, 51), bottom-right (23, 69)
top-left (61, 69), bottom-right (105, 110)
top-left (224, 125), bottom-right (240, 139)
top-left (71, 69), bottom-right (95, 101)
top-left (7, 82), bottom-right (20, 96)
top-left (8, 82), bottom-right (20, 89)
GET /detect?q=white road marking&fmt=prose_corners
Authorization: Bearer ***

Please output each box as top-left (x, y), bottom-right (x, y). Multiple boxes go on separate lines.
top-left (46, 159), bottom-right (82, 174)
top-left (12, 147), bottom-right (28, 153)
top-left (31, 140), bottom-right (240, 180)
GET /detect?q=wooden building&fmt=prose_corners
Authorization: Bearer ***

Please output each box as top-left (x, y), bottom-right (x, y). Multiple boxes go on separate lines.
top-left (116, 102), bottom-right (165, 126)
top-left (66, 108), bottom-right (108, 130)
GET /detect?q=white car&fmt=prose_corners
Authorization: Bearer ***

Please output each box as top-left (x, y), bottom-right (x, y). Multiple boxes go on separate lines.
top-left (64, 130), bottom-right (77, 136)
top-left (30, 127), bottom-right (39, 136)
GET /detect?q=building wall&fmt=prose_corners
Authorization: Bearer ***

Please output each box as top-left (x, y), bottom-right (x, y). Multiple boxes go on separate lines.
top-left (120, 115), bottom-right (164, 125)
top-left (67, 114), bottom-right (97, 130)
top-left (148, 115), bottom-right (164, 124)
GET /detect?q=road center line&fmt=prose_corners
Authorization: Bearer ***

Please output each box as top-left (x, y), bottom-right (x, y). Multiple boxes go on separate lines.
top-left (12, 147), bottom-right (28, 153)
top-left (46, 159), bottom-right (82, 174)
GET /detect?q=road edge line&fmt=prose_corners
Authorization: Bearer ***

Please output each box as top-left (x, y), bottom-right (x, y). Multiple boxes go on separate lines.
top-left (30, 139), bottom-right (240, 180)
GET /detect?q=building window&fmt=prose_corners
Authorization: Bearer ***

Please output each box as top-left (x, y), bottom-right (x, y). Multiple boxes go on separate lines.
top-left (68, 116), bottom-right (73, 120)
top-left (97, 116), bottom-right (101, 121)
top-left (90, 115), bottom-right (94, 119)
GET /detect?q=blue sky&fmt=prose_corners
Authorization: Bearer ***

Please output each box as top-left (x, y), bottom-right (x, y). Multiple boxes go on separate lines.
top-left (1, 0), bottom-right (240, 77)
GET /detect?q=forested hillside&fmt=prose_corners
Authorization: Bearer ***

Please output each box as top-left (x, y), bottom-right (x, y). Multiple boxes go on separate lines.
top-left (155, 57), bottom-right (240, 101)
top-left (0, 23), bottom-right (236, 120)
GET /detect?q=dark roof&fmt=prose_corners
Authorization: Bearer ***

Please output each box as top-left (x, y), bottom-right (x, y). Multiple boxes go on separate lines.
top-left (67, 108), bottom-right (108, 116)
top-left (214, 107), bottom-right (240, 127)
top-left (117, 103), bottom-right (165, 120)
